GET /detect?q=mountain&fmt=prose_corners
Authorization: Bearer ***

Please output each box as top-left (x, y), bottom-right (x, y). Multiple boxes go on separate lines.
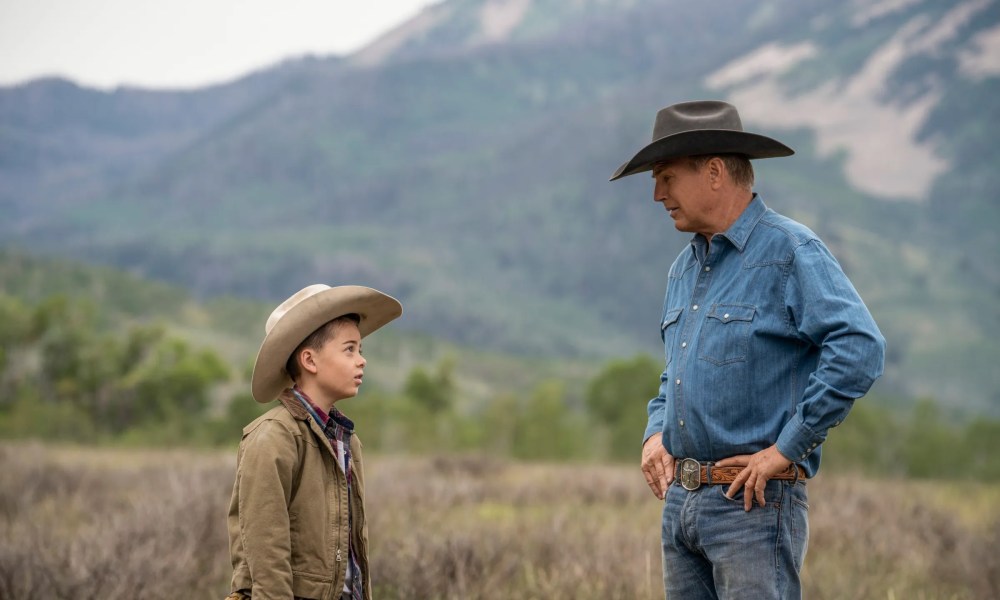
top-left (1, 0), bottom-right (998, 415)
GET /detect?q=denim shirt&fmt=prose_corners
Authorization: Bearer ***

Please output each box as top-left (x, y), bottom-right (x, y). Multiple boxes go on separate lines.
top-left (644, 195), bottom-right (886, 477)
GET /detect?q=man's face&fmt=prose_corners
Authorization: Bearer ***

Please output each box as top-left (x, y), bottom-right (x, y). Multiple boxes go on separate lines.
top-left (652, 158), bottom-right (718, 238)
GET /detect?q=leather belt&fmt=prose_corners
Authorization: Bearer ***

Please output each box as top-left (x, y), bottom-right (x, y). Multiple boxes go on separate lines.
top-left (675, 457), bottom-right (806, 491)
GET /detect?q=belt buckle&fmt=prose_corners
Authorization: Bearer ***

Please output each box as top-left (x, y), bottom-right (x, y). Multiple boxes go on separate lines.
top-left (678, 458), bottom-right (701, 491)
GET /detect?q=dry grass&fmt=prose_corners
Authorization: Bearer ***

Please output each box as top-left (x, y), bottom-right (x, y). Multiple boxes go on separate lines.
top-left (0, 442), bottom-right (997, 599)
top-left (0, 443), bottom-right (232, 600)
top-left (366, 455), bottom-right (661, 600)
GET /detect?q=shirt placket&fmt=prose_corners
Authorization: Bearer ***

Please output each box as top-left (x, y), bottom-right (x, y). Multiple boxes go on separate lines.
top-left (675, 238), bottom-right (718, 456)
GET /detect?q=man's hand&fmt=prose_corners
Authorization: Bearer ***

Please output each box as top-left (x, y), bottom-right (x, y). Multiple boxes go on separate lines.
top-left (716, 445), bottom-right (792, 511)
top-left (641, 435), bottom-right (675, 500)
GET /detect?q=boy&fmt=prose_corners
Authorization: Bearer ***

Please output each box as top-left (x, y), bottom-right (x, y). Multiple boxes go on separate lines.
top-left (227, 284), bottom-right (402, 600)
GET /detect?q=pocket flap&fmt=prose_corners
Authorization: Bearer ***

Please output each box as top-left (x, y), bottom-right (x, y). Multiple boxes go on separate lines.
top-left (707, 304), bottom-right (755, 323)
top-left (661, 308), bottom-right (683, 330)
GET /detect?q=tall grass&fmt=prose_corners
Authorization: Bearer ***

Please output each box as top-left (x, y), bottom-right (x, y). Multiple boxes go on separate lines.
top-left (0, 442), bottom-right (997, 599)
top-left (0, 443), bottom-right (231, 599)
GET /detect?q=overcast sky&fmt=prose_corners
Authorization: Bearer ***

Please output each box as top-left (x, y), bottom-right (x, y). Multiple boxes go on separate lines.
top-left (0, 0), bottom-right (437, 89)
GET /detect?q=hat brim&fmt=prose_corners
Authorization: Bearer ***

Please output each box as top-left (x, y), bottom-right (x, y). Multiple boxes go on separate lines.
top-left (251, 286), bottom-right (402, 403)
top-left (609, 130), bottom-right (794, 181)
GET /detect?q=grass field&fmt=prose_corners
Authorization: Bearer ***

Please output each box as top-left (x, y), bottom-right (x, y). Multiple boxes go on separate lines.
top-left (1, 442), bottom-right (997, 599)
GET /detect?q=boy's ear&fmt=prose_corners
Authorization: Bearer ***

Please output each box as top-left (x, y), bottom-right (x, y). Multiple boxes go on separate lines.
top-left (299, 347), bottom-right (320, 375)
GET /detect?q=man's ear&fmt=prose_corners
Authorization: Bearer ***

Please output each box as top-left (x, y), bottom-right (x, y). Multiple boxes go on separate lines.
top-left (298, 347), bottom-right (320, 375)
top-left (707, 157), bottom-right (725, 190)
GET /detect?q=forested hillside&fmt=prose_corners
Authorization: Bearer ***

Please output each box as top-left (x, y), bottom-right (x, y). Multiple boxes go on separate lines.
top-left (1, 0), bottom-right (997, 414)
top-left (1, 250), bottom-right (997, 478)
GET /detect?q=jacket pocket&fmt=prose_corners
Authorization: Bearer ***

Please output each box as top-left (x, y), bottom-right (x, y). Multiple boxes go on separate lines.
top-left (698, 304), bottom-right (755, 365)
top-left (291, 570), bottom-right (333, 600)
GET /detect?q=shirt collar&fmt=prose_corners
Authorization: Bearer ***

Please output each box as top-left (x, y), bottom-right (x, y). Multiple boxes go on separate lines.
top-left (721, 194), bottom-right (767, 252)
top-left (690, 193), bottom-right (768, 254)
top-left (292, 386), bottom-right (354, 431)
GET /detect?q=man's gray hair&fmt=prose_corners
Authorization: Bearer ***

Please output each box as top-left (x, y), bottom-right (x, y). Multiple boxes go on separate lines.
top-left (689, 154), bottom-right (755, 190)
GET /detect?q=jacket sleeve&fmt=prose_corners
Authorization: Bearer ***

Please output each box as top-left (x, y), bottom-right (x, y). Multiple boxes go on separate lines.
top-left (235, 418), bottom-right (300, 599)
top-left (776, 239), bottom-right (886, 463)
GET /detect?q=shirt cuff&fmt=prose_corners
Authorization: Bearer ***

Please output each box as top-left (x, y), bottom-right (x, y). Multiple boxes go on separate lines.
top-left (643, 420), bottom-right (664, 447)
top-left (776, 414), bottom-right (823, 464)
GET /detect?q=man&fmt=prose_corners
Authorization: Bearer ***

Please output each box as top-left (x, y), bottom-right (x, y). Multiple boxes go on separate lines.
top-left (610, 100), bottom-right (885, 599)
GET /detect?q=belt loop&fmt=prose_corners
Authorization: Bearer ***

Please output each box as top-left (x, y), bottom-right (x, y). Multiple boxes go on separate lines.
top-left (705, 461), bottom-right (713, 485)
top-left (792, 464), bottom-right (800, 484)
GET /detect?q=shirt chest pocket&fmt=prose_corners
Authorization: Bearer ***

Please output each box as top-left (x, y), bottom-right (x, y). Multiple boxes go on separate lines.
top-left (698, 304), bottom-right (755, 365)
top-left (661, 308), bottom-right (683, 366)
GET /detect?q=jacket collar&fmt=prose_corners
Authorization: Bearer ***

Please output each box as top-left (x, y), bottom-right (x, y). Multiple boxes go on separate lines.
top-left (277, 388), bottom-right (310, 420)
top-left (277, 388), bottom-right (360, 472)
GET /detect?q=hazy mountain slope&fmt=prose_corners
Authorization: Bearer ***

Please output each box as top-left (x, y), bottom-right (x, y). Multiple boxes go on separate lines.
top-left (0, 0), bottom-right (997, 413)
top-left (0, 59), bottom-right (331, 225)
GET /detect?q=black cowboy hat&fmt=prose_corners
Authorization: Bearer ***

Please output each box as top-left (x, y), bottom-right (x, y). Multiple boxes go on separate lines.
top-left (609, 100), bottom-right (794, 181)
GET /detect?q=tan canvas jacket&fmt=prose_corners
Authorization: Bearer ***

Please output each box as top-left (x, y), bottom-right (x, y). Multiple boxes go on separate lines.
top-left (228, 390), bottom-right (370, 600)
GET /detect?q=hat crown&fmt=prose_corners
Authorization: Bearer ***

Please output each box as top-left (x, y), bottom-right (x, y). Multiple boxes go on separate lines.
top-left (652, 100), bottom-right (744, 141)
top-left (252, 284), bottom-right (402, 403)
top-left (609, 99), bottom-right (792, 181)
top-left (265, 284), bottom-right (331, 335)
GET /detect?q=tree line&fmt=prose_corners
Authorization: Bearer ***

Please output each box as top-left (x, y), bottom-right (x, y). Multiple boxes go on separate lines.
top-left (1, 292), bottom-right (997, 481)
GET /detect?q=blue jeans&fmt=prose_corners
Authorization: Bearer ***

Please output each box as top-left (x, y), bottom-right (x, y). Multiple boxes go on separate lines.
top-left (661, 479), bottom-right (809, 599)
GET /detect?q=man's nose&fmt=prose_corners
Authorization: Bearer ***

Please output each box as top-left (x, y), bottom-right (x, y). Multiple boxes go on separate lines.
top-left (653, 183), bottom-right (666, 202)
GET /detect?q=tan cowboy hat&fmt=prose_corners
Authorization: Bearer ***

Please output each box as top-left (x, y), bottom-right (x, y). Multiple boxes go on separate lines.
top-left (609, 100), bottom-right (794, 181)
top-left (251, 284), bottom-right (403, 403)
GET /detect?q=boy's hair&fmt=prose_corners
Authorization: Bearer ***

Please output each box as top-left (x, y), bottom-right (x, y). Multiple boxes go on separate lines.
top-left (284, 313), bottom-right (361, 382)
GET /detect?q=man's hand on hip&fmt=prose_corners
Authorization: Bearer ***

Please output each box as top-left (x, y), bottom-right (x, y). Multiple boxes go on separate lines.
top-left (641, 435), bottom-right (675, 500)
top-left (716, 445), bottom-right (793, 511)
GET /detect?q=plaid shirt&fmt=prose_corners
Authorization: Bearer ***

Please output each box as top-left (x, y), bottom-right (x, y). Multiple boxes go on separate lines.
top-left (293, 387), bottom-right (363, 600)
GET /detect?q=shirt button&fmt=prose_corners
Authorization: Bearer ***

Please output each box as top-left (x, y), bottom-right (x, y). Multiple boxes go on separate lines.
top-left (675, 379), bottom-right (681, 385)
top-left (681, 341), bottom-right (687, 348)
top-left (679, 420), bottom-right (685, 427)
top-left (692, 304), bottom-right (699, 311)
top-left (723, 313), bottom-right (730, 320)
top-left (704, 266), bottom-right (711, 272)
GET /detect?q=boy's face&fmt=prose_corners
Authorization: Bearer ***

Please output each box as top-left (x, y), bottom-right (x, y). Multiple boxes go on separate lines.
top-left (301, 322), bottom-right (366, 403)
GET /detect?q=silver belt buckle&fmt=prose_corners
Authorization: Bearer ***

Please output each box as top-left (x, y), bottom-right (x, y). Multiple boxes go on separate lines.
top-left (678, 458), bottom-right (702, 491)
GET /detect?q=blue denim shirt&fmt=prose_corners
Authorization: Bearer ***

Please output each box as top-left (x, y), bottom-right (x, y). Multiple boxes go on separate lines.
top-left (644, 195), bottom-right (885, 477)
